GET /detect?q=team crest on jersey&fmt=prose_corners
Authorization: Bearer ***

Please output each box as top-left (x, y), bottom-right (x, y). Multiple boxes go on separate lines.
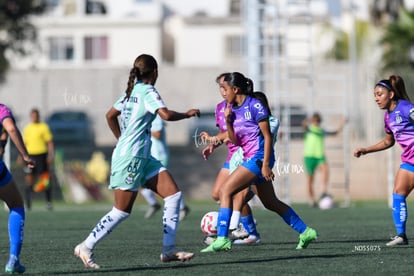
top-left (395, 114), bottom-right (402, 123)
top-left (125, 173), bottom-right (134, 185)
top-left (395, 112), bottom-right (402, 124)
top-left (244, 111), bottom-right (252, 120)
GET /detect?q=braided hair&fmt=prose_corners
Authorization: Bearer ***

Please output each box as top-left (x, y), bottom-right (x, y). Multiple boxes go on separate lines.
top-left (123, 54), bottom-right (158, 103)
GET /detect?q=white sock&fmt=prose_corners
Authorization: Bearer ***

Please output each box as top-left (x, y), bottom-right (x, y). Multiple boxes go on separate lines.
top-left (162, 191), bottom-right (182, 248)
top-left (229, 211), bottom-right (241, 230)
top-left (84, 207), bottom-right (129, 249)
top-left (141, 188), bottom-right (158, 206)
top-left (179, 197), bottom-right (185, 210)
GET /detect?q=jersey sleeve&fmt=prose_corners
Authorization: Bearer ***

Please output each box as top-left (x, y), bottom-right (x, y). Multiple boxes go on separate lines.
top-left (0, 104), bottom-right (14, 125)
top-left (251, 99), bottom-right (269, 123)
top-left (113, 94), bottom-right (126, 111)
top-left (43, 123), bottom-right (54, 142)
top-left (144, 86), bottom-right (166, 114)
top-left (151, 114), bottom-right (163, 132)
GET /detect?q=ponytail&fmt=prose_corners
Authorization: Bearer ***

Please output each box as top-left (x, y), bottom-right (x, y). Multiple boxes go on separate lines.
top-left (389, 75), bottom-right (411, 102)
top-left (123, 67), bottom-right (137, 103)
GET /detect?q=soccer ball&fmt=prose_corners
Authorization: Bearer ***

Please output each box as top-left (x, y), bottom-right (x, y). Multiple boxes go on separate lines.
top-left (200, 211), bottom-right (218, 236)
top-left (318, 194), bottom-right (335, 210)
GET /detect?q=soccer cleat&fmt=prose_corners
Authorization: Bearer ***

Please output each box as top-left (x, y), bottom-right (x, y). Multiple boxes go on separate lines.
top-left (179, 205), bottom-right (191, 221)
top-left (5, 255), bottom-right (25, 274)
top-left (233, 235), bottom-right (261, 245)
top-left (386, 234), bottom-right (408, 246)
top-left (74, 242), bottom-right (100, 269)
top-left (228, 225), bottom-right (249, 240)
top-left (145, 203), bottom-right (161, 219)
top-left (296, 227), bottom-right (318, 249)
top-left (160, 248), bottom-right (194, 262)
top-left (200, 237), bottom-right (232, 253)
top-left (203, 236), bottom-right (216, 246)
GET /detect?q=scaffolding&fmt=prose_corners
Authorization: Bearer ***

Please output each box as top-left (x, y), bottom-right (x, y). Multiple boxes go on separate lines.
top-left (242, 0), bottom-right (350, 207)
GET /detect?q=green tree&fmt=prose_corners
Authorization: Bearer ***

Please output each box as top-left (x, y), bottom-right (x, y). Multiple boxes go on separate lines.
top-left (323, 20), bottom-right (370, 61)
top-left (0, 0), bottom-right (46, 82)
top-left (381, 9), bottom-right (414, 71)
top-left (380, 8), bottom-right (414, 97)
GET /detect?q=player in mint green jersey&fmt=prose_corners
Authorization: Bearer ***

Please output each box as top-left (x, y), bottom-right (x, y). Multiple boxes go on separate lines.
top-left (74, 54), bottom-right (199, 268)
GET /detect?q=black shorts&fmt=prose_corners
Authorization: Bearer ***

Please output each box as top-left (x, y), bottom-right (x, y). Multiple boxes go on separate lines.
top-left (24, 153), bottom-right (48, 175)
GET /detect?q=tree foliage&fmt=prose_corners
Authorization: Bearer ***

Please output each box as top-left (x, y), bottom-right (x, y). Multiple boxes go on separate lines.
top-left (0, 0), bottom-right (46, 82)
top-left (323, 20), bottom-right (370, 61)
top-left (381, 9), bottom-right (414, 71)
top-left (380, 8), bottom-right (414, 97)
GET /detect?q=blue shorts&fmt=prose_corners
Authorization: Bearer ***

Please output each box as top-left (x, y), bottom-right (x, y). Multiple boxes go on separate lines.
top-left (109, 156), bottom-right (166, 192)
top-left (400, 163), bottom-right (414, 173)
top-left (0, 161), bottom-right (12, 187)
top-left (241, 153), bottom-right (275, 183)
top-left (222, 162), bottom-right (230, 170)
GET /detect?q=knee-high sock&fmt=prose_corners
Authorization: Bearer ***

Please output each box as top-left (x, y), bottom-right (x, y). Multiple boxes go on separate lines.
top-left (241, 215), bottom-right (259, 236)
top-left (141, 188), bottom-right (158, 206)
top-left (392, 193), bottom-right (407, 235)
top-left (281, 207), bottom-right (307, 234)
top-left (9, 207), bottom-right (25, 258)
top-left (217, 208), bottom-right (232, 237)
top-left (229, 210), bottom-right (241, 230)
top-left (163, 191), bottom-right (182, 248)
top-left (84, 207), bottom-right (129, 249)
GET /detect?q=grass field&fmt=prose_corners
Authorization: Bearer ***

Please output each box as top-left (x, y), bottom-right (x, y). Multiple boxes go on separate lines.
top-left (1, 200), bottom-right (413, 275)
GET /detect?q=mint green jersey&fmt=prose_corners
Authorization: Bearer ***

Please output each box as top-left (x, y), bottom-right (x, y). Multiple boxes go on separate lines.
top-left (113, 82), bottom-right (166, 160)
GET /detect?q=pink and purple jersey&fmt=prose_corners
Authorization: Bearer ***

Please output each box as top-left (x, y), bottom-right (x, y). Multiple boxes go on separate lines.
top-left (384, 99), bottom-right (414, 165)
top-left (0, 104), bottom-right (14, 135)
top-left (231, 96), bottom-right (271, 159)
top-left (216, 100), bottom-right (239, 162)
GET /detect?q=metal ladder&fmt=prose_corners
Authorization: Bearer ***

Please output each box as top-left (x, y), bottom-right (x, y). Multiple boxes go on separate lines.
top-left (242, 0), bottom-right (350, 206)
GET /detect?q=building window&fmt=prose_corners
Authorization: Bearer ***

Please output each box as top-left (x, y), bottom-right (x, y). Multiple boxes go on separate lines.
top-left (225, 35), bottom-right (246, 58)
top-left (48, 37), bottom-right (74, 61)
top-left (84, 36), bottom-right (108, 60)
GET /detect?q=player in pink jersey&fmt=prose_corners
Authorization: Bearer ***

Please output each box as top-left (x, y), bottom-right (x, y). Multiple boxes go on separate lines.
top-left (201, 72), bottom-right (317, 253)
top-left (0, 103), bottom-right (35, 274)
top-left (201, 73), bottom-right (261, 244)
top-left (354, 75), bottom-right (414, 246)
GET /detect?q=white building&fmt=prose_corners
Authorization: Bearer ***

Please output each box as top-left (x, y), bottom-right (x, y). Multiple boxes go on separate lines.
top-left (1, 0), bottom-right (399, 203)
top-left (1, 0), bottom-right (374, 147)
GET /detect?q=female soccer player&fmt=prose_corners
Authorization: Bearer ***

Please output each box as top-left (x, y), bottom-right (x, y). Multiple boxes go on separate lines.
top-left (201, 72), bottom-right (317, 253)
top-left (74, 54), bottom-right (199, 268)
top-left (354, 75), bottom-right (414, 246)
top-left (200, 73), bottom-right (261, 245)
top-left (0, 103), bottom-right (35, 274)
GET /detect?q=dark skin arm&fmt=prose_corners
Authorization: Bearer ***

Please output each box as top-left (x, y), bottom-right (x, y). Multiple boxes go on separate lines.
top-left (224, 103), bottom-right (238, 145)
top-left (2, 118), bottom-right (35, 168)
top-left (258, 119), bottom-right (274, 181)
top-left (354, 132), bottom-right (395, 157)
top-left (157, 107), bottom-right (200, 121)
top-left (105, 107), bottom-right (200, 140)
top-left (0, 131), bottom-right (7, 157)
top-left (106, 107), bottom-right (122, 139)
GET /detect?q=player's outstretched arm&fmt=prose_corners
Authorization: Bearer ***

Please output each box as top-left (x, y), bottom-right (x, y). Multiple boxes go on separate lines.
top-left (354, 133), bottom-right (395, 158)
top-left (158, 107), bottom-right (200, 121)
